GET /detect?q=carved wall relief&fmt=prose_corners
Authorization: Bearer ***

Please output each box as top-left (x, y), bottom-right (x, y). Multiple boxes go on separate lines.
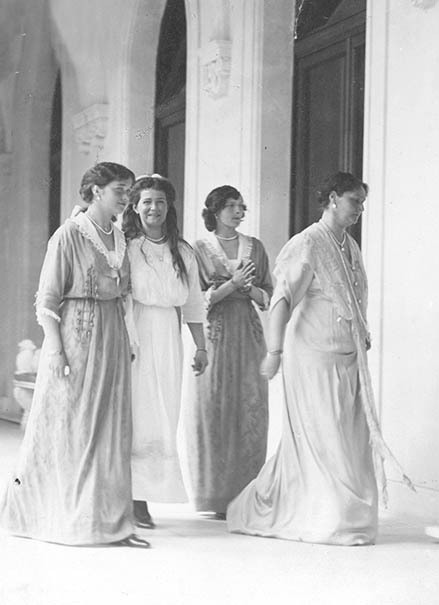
top-left (201, 40), bottom-right (231, 99)
top-left (72, 103), bottom-right (109, 156)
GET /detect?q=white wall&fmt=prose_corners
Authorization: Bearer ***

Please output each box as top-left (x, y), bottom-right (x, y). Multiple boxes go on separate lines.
top-left (363, 0), bottom-right (439, 488)
top-left (184, 0), bottom-right (294, 263)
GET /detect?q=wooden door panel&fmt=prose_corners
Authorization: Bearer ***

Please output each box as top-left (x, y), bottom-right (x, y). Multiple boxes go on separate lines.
top-left (291, 5), bottom-right (366, 244)
top-left (294, 45), bottom-right (347, 229)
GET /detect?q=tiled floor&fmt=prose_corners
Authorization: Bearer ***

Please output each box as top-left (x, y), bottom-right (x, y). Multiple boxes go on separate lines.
top-left (0, 419), bottom-right (438, 605)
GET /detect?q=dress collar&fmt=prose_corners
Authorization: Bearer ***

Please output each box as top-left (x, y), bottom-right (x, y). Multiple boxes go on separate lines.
top-left (71, 212), bottom-right (126, 270)
top-left (203, 231), bottom-right (253, 275)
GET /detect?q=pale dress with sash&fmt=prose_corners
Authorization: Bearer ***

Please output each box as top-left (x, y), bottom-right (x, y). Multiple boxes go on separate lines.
top-left (228, 220), bottom-right (413, 545)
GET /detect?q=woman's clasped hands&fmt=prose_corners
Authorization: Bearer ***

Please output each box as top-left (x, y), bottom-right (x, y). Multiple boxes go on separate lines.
top-left (231, 260), bottom-right (255, 292)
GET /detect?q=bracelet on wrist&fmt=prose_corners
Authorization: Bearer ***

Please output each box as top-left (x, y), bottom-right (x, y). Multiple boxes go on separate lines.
top-left (267, 350), bottom-right (283, 356)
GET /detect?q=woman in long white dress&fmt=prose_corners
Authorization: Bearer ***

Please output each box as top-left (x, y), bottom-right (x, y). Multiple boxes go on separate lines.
top-left (0, 162), bottom-right (149, 548)
top-left (122, 175), bottom-right (208, 528)
top-left (227, 171), bottom-right (413, 546)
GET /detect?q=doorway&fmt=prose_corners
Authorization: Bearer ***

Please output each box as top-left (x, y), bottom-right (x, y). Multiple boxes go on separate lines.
top-left (291, 0), bottom-right (366, 243)
top-left (49, 71), bottom-right (62, 237)
top-left (154, 0), bottom-right (187, 234)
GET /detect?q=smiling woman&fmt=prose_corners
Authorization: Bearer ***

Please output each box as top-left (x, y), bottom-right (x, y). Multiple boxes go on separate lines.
top-left (122, 175), bottom-right (207, 528)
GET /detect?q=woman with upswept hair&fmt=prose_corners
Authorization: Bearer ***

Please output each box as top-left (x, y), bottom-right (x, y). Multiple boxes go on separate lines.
top-left (122, 175), bottom-right (207, 529)
top-left (0, 162), bottom-right (149, 548)
top-left (183, 185), bottom-right (273, 519)
top-left (228, 171), bottom-right (413, 545)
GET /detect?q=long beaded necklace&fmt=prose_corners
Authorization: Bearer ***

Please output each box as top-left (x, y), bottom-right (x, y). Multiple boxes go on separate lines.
top-left (321, 220), bottom-right (346, 251)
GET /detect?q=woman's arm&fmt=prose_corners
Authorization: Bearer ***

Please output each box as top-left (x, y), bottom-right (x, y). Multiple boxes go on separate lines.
top-left (39, 315), bottom-right (69, 378)
top-left (260, 299), bottom-right (290, 379)
top-left (260, 259), bottom-right (314, 380)
top-left (187, 322), bottom-right (208, 375)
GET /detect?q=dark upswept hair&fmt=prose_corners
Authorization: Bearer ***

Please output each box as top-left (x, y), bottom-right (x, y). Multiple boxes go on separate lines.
top-left (202, 185), bottom-right (245, 232)
top-left (79, 162), bottom-right (135, 203)
top-left (122, 174), bottom-right (190, 283)
top-left (317, 171), bottom-right (369, 209)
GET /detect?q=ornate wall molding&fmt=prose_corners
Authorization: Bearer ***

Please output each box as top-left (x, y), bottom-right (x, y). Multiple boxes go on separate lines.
top-left (200, 40), bottom-right (231, 99)
top-left (411, 0), bottom-right (438, 8)
top-left (72, 103), bottom-right (109, 155)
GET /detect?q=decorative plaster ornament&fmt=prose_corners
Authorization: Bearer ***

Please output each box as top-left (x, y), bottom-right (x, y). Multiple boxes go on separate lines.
top-left (411, 0), bottom-right (437, 8)
top-left (201, 40), bottom-right (232, 99)
top-left (72, 103), bottom-right (109, 155)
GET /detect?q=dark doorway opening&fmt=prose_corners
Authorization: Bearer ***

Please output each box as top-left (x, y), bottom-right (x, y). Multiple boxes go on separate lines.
top-left (49, 71), bottom-right (62, 237)
top-left (155, 0), bottom-right (187, 233)
top-left (291, 0), bottom-right (366, 244)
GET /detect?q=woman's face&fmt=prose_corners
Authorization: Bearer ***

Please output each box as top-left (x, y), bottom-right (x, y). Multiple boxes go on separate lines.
top-left (94, 179), bottom-right (133, 216)
top-left (216, 196), bottom-right (246, 230)
top-left (331, 187), bottom-right (366, 227)
top-left (135, 188), bottom-right (168, 231)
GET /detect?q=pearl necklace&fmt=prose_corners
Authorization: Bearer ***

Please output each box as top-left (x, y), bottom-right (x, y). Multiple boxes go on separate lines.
top-left (86, 214), bottom-right (113, 235)
top-left (215, 233), bottom-right (238, 241)
top-left (143, 233), bottom-right (167, 243)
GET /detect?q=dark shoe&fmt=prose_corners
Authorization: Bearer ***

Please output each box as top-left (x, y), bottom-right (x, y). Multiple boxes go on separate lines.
top-left (136, 516), bottom-right (156, 529)
top-left (133, 499), bottom-right (156, 529)
top-left (214, 512), bottom-right (226, 521)
top-left (112, 534), bottom-right (151, 549)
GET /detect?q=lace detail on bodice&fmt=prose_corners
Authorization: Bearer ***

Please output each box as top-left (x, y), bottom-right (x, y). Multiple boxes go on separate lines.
top-left (70, 213), bottom-right (126, 270)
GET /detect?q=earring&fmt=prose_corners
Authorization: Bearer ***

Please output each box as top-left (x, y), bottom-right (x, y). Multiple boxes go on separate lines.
top-left (332, 203), bottom-right (337, 209)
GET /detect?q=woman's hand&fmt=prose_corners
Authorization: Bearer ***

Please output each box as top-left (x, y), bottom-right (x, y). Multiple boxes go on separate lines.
top-left (260, 352), bottom-right (282, 380)
top-left (192, 349), bottom-right (209, 376)
top-left (231, 260), bottom-right (255, 290)
top-left (48, 350), bottom-right (70, 379)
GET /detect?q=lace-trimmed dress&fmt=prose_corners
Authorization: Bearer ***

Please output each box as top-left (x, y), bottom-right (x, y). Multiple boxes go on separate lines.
top-left (0, 213), bottom-right (134, 545)
top-left (183, 232), bottom-right (273, 513)
top-left (127, 237), bottom-right (205, 503)
top-left (227, 221), bottom-right (379, 545)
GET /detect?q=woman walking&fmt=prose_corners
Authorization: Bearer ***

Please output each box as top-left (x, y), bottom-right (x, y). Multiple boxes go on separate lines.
top-left (228, 172), bottom-right (413, 545)
top-left (123, 175), bottom-right (207, 528)
top-left (183, 185), bottom-right (272, 518)
top-left (0, 162), bottom-right (149, 548)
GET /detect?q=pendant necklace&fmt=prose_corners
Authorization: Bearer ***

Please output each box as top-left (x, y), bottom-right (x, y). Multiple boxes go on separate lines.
top-left (141, 235), bottom-right (165, 262)
top-left (321, 220), bottom-right (346, 251)
top-left (87, 214), bottom-right (114, 235)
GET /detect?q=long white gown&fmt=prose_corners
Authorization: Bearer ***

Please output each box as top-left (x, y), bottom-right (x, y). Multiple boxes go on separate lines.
top-left (227, 221), bottom-right (379, 545)
top-left (127, 237), bottom-right (205, 503)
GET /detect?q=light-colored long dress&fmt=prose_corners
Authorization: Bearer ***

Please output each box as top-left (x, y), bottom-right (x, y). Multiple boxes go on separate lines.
top-left (183, 232), bottom-right (273, 513)
top-left (227, 220), bottom-right (380, 545)
top-left (127, 237), bottom-right (205, 503)
top-left (0, 213), bottom-right (134, 545)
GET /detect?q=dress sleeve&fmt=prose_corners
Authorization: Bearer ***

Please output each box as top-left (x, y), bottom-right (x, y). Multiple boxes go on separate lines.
top-left (181, 249), bottom-right (207, 324)
top-left (271, 232), bottom-right (315, 314)
top-left (252, 238), bottom-right (273, 311)
top-left (35, 225), bottom-right (73, 325)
